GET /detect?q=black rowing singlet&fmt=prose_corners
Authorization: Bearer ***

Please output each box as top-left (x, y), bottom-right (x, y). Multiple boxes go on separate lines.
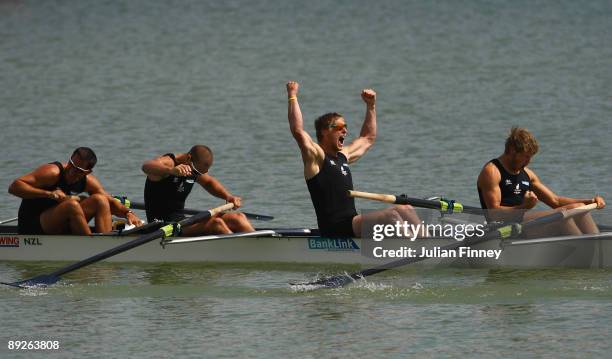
top-left (18, 162), bottom-right (88, 234)
top-left (306, 152), bottom-right (357, 237)
top-left (478, 158), bottom-right (531, 209)
top-left (144, 154), bottom-right (199, 222)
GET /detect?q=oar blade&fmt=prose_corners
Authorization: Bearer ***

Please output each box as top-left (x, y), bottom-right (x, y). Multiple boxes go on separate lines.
top-left (243, 212), bottom-right (274, 221)
top-left (2, 274), bottom-right (60, 289)
top-left (290, 273), bottom-right (358, 289)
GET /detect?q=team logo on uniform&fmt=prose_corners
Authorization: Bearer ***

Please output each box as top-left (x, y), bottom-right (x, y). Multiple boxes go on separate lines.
top-left (329, 160), bottom-right (336, 166)
top-left (177, 182), bottom-right (185, 192)
top-left (514, 184), bottom-right (521, 195)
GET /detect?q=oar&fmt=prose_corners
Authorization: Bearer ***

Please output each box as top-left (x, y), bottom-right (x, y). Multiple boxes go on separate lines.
top-left (0, 217), bottom-right (18, 225)
top-left (292, 203), bottom-right (598, 289)
top-left (114, 197), bottom-right (274, 221)
top-left (2, 203), bottom-right (234, 288)
top-left (116, 220), bottom-right (163, 235)
top-left (349, 190), bottom-right (483, 215)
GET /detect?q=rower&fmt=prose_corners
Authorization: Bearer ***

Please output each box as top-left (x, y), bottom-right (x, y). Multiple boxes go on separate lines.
top-left (141, 145), bottom-right (254, 235)
top-left (286, 81), bottom-right (424, 238)
top-left (477, 127), bottom-right (605, 236)
top-left (8, 147), bottom-right (143, 235)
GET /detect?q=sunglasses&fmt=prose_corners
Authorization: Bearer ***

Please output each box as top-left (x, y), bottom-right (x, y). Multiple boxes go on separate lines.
top-left (328, 122), bottom-right (348, 131)
top-left (69, 158), bottom-right (92, 174)
top-left (190, 162), bottom-right (207, 176)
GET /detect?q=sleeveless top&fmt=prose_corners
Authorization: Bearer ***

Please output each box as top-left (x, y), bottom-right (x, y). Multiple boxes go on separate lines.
top-left (144, 154), bottom-right (199, 222)
top-left (306, 152), bottom-right (358, 236)
top-left (478, 158), bottom-right (531, 209)
top-left (18, 161), bottom-right (88, 233)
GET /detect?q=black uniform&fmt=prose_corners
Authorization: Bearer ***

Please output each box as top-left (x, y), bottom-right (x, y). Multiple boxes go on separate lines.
top-left (478, 158), bottom-right (531, 221)
top-left (17, 162), bottom-right (88, 234)
top-left (144, 154), bottom-right (199, 223)
top-left (306, 152), bottom-right (357, 237)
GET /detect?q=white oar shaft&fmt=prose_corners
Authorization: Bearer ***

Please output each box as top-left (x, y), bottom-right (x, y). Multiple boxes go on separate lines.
top-left (561, 203), bottom-right (598, 220)
top-left (0, 217), bottom-right (18, 225)
top-left (210, 203), bottom-right (235, 216)
top-left (348, 190), bottom-right (396, 204)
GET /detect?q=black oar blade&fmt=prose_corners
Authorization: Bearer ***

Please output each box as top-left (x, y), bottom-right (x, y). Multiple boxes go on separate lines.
top-left (243, 212), bottom-right (274, 221)
top-left (291, 273), bottom-right (359, 289)
top-left (2, 274), bottom-right (60, 288)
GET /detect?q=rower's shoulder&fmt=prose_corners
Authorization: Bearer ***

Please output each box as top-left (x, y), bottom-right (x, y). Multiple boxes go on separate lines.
top-left (522, 166), bottom-right (537, 180)
top-left (480, 161), bottom-right (500, 175)
top-left (32, 162), bottom-right (62, 177)
top-left (478, 161), bottom-right (501, 183)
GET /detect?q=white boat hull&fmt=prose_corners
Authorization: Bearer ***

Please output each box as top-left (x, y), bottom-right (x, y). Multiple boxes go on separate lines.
top-left (2, 231), bottom-right (612, 268)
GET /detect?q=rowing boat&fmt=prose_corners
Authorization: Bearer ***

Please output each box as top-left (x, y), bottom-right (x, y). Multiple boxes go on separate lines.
top-left (2, 225), bottom-right (611, 268)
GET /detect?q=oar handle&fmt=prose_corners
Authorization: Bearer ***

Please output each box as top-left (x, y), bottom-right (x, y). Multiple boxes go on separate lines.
top-left (348, 190), bottom-right (396, 204)
top-left (562, 203), bottom-right (598, 219)
top-left (118, 197), bottom-right (274, 221)
top-left (208, 203), bottom-right (235, 217)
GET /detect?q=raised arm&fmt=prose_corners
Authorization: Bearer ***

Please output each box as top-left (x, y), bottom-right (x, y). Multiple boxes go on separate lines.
top-left (343, 89), bottom-right (377, 163)
top-left (287, 81), bottom-right (324, 179)
top-left (527, 168), bottom-right (606, 209)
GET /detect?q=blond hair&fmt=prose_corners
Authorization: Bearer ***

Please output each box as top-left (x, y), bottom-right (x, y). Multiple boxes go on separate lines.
top-left (504, 127), bottom-right (539, 155)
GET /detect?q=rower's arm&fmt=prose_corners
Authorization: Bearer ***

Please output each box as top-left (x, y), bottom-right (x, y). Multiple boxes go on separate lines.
top-left (141, 155), bottom-right (182, 181)
top-left (477, 162), bottom-right (534, 211)
top-left (343, 89), bottom-right (376, 164)
top-left (8, 164), bottom-right (61, 200)
top-left (287, 81), bottom-right (324, 179)
top-left (528, 168), bottom-right (606, 209)
top-left (197, 173), bottom-right (233, 202)
top-left (477, 163), bottom-right (504, 210)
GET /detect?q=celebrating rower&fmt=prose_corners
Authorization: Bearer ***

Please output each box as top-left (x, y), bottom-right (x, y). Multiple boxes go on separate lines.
top-left (141, 145), bottom-right (254, 235)
top-left (477, 127), bottom-right (605, 235)
top-left (8, 147), bottom-right (143, 235)
top-left (286, 81), bottom-right (423, 238)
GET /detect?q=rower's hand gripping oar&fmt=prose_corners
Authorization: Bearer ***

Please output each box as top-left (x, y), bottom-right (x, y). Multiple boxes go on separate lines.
top-left (114, 197), bottom-right (274, 222)
top-left (349, 190), bottom-right (482, 215)
top-left (2, 203), bottom-right (234, 288)
top-left (293, 203), bottom-right (598, 289)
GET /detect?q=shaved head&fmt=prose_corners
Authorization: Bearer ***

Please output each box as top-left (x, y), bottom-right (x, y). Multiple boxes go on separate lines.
top-left (71, 147), bottom-right (97, 169)
top-left (189, 145), bottom-right (213, 170)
